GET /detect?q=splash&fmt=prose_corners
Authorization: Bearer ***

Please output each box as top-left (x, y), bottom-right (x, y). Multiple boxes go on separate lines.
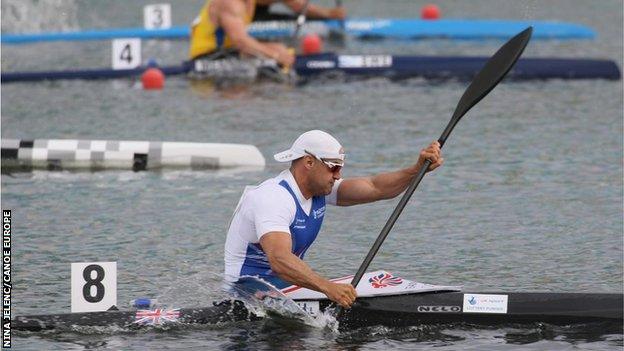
top-left (227, 276), bottom-right (339, 330)
top-left (240, 296), bottom-right (340, 331)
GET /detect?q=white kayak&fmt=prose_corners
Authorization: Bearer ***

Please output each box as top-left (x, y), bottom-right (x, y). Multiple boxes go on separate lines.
top-left (1, 138), bottom-right (266, 171)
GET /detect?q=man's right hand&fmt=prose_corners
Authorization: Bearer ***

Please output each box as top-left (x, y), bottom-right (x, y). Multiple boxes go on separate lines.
top-left (274, 45), bottom-right (295, 68)
top-left (322, 281), bottom-right (357, 308)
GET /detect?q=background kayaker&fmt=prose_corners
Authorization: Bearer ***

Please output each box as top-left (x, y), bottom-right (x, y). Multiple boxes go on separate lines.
top-left (189, 0), bottom-right (294, 67)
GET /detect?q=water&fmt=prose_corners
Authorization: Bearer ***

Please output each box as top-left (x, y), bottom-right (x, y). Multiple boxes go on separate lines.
top-left (2, 0), bottom-right (623, 350)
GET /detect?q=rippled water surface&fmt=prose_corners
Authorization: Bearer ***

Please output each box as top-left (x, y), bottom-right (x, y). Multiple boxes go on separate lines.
top-left (2, 0), bottom-right (623, 350)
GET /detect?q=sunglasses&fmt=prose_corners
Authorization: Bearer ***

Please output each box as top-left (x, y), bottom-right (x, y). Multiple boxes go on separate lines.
top-left (305, 150), bottom-right (344, 172)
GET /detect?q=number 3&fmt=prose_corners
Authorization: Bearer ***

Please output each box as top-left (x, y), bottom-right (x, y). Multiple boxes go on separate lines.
top-left (152, 8), bottom-right (163, 27)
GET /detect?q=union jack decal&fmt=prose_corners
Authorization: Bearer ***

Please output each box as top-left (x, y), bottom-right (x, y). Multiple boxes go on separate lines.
top-left (253, 290), bottom-right (281, 300)
top-left (368, 272), bottom-right (403, 288)
top-left (134, 308), bottom-right (181, 325)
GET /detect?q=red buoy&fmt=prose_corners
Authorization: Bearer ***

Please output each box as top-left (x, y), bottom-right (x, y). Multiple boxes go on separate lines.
top-left (421, 4), bottom-right (441, 20)
top-left (301, 34), bottom-right (323, 55)
top-left (141, 67), bottom-right (165, 90)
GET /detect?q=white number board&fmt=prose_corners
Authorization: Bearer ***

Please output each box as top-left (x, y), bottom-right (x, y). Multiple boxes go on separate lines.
top-left (71, 262), bottom-right (117, 313)
top-left (144, 3), bottom-right (172, 29)
top-left (112, 38), bottom-right (141, 70)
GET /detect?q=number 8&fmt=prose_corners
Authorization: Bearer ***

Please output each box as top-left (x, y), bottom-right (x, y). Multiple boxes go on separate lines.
top-left (82, 264), bottom-right (105, 303)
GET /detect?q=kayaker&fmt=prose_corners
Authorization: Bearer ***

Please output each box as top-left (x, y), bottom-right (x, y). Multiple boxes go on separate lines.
top-left (224, 130), bottom-right (443, 308)
top-left (188, 0), bottom-right (344, 68)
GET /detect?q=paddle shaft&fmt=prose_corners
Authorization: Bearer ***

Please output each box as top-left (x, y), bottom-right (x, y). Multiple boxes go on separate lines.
top-left (350, 158), bottom-right (432, 288)
top-left (281, 0), bottom-right (310, 74)
top-left (347, 27), bottom-right (533, 290)
top-left (291, 0), bottom-right (311, 46)
top-left (337, 0), bottom-right (345, 30)
top-left (349, 132), bottom-right (457, 288)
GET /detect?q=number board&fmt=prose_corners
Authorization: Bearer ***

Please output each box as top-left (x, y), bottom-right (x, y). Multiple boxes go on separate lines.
top-left (144, 3), bottom-right (172, 29)
top-left (71, 262), bottom-right (117, 312)
top-left (112, 39), bottom-right (141, 70)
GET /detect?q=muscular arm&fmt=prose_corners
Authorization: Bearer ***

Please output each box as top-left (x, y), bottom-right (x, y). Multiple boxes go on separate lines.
top-left (219, 1), bottom-right (276, 58)
top-left (217, 0), bottom-right (292, 65)
top-left (260, 232), bottom-right (331, 291)
top-left (259, 231), bottom-right (356, 307)
top-left (337, 169), bottom-right (418, 206)
top-left (337, 141), bottom-right (443, 206)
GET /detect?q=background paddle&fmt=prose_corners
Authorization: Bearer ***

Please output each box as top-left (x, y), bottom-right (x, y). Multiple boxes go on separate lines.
top-left (282, 0), bottom-right (310, 74)
top-left (291, 0), bottom-right (311, 45)
top-left (328, 0), bottom-right (347, 45)
top-left (339, 27), bottom-right (533, 316)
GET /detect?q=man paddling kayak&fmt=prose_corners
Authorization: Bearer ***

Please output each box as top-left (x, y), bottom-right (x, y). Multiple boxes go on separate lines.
top-left (224, 130), bottom-right (443, 308)
top-left (189, 0), bottom-right (344, 68)
top-left (189, 0), bottom-right (294, 67)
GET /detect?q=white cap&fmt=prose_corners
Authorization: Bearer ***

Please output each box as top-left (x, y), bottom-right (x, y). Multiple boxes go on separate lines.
top-left (274, 130), bottom-right (345, 163)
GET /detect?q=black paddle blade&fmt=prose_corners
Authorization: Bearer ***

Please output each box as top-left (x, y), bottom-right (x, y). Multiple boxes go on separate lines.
top-left (439, 27), bottom-right (533, 146)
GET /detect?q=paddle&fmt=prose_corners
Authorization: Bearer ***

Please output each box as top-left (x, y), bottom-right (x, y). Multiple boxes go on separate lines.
top-left (338, 27), bottom-right (533, 317)
top-left (327, 0), bottom-right (347, 45)
top-left (281, 0), bottom-right (310, 75)
top-left (291, 0), bottom-right (311, 45)
top-left (336, 0), bottom-right (345, 30)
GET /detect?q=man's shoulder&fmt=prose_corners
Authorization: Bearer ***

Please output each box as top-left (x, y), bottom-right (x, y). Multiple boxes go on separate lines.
top-left (244, 183), bottom-right (295, 216)
top-left (246, 177), bottom-right (291, 202)
top-left (216, 0), bottom-right (246, 13)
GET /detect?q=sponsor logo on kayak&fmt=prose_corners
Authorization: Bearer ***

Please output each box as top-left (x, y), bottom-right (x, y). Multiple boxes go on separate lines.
top-left (346, 20), bottom-right (391, 31)
top-left (463, 294), bottom-right (508, 314)
top-left (338, 55), bottom-right (392, 68)
top-left (417, 305), bottom-right (461, 313)
top-left (368, 272), bottom-right (402, 288)
top-left (249, 21), bottom-right (293, 31)
top-left (306, 60), bottom-right (336, 69)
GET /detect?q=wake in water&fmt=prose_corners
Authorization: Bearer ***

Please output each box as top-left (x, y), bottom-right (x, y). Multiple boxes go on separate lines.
top-left (226, 276), bottom-right (339, 331)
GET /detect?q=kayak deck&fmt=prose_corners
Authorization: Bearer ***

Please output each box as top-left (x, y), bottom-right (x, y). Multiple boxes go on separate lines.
top-left (2, 54), bottom-right (621, 83)
top-left (0, 18), bottom-right (595, 45)
top-left (13, 300), bottom-right (257, 331)
top-left (13, 292), bottom-right (622, 332)
top-left (332, 292), bottom-right (624, 328)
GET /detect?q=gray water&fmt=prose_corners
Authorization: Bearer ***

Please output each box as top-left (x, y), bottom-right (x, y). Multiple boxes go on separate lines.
top-left (1, 0), bottom-right (623, 350)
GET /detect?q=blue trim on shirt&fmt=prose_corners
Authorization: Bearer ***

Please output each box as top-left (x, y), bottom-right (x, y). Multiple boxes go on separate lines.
top-left (238, 179), bottom-right (326, 285)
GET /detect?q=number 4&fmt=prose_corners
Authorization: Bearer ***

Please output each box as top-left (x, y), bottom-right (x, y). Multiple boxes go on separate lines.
top-left (119, 44), bottom-right (133, 64)
top-left (112, 39), bottom-right (141, 70)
